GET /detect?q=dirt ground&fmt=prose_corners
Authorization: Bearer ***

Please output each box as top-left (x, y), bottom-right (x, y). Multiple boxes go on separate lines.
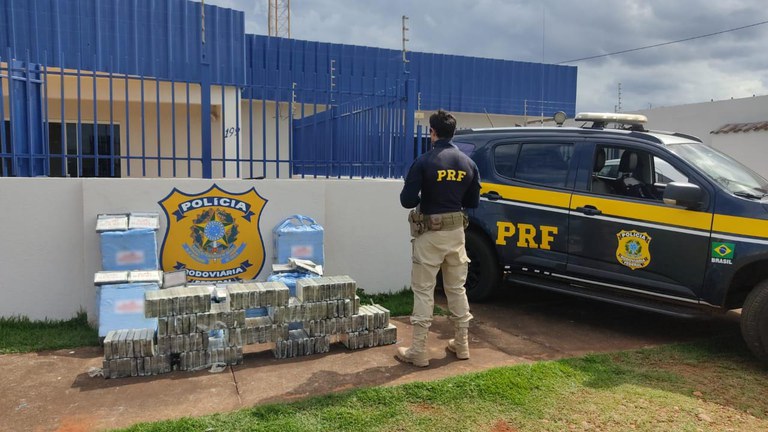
top-left (0, 289), bottom-right (741, 432)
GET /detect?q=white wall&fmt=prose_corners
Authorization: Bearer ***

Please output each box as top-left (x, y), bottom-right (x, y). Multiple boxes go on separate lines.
top-left (0, 178), bottom-right (413, 321)
top-left (635, 95), bottom-right (768, 146)
top-left (633, 95), bottom-right (768, 178)
top-left (710, 132), bottom-right (768, 178)
top-left (0, 179), bottom-right (87, 320)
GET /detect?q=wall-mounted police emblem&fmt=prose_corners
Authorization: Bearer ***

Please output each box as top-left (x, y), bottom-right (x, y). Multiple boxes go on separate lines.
top-left (187, 208), bottom-right (242, 264)
top-left (159, 185), bottom-right (267, 282)
top-left (616, 230), bottom-right (652, 270)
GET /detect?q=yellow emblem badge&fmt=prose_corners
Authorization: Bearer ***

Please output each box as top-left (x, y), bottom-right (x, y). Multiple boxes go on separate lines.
top-left (615, 230), bottom-right (652, 270)
top-left (159, 185), bottom-right (268, 282)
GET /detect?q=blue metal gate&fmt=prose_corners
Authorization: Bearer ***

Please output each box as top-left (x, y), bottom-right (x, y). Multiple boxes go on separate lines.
top-left (292, 79), bottom-right (416, 179)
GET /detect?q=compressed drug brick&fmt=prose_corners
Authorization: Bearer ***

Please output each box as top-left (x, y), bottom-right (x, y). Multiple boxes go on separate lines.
top-left (273, 329), bottom-right (330, 359)
top-left (296, 275), bottom-right (357, 303)
top-left (225, 281), bottom-right (290, 310)
top-left (341, 324), bottom-right (397, 350)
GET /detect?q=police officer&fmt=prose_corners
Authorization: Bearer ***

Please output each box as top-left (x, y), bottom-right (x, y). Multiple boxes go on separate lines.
top-left (396, 109), bottom-right (481, 367)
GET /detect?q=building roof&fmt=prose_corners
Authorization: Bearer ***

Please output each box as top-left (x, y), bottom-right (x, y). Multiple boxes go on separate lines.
top-left (712, 121), bottom-right (768, 134)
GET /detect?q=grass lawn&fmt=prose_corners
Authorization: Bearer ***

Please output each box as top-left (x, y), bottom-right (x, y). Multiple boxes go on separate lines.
top-left (117, 335), bottom-right (768, 432)
top-left (0, 312), bottom-right (100, 354)
top-left (357, 287), bottom-right (446, 318)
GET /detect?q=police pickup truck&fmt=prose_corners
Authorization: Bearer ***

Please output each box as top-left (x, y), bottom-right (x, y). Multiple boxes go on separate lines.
top-left (455, 112), bottom-right (768, 362)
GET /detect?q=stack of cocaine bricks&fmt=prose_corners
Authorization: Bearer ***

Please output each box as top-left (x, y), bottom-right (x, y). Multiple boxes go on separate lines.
top-left (272, 275), bottom-right (359, 359)
top-left (340, 304), bottom-right (398, 350)
top-left (243, 316), bottom-right (288, 345)
top-left (225, 281), bottom-right (290, 347)
top-left (272, 275), bottom-right (397, 356)
top-left (145, 285), bottom-right (243, 372)
top-left (296, 276), bottom-right (365, 337)
top-left (102, 328), bottom-right (170, 379)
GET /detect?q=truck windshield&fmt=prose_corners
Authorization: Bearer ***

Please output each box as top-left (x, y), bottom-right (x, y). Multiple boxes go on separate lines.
top-left (668, 142), bottom-right (768, 198)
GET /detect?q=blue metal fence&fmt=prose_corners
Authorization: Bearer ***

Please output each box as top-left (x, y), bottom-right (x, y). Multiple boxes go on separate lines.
top-left (0, 51), bottom-right (211, 178)
top-left (243, 35), bottom-right (577, 117)
top-left (1, 0), bottom-right (577, 180)
top-left (0, 0), bottom-right (246, 85)
top-left (0, 49), bottom-right (416, 179)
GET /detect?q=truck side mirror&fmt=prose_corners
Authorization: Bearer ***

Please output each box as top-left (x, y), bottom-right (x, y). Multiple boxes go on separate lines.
top-left (663, 182), bottom-right (703, 210)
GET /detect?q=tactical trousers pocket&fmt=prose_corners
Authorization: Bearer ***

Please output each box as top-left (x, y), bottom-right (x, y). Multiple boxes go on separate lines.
top-left (412, 232), bottom-right (444, 268)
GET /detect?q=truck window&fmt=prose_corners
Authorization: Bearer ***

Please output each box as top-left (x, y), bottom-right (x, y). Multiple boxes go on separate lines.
top-left (453, 141), bottom-right (476, 157)
top-left (513, 143), bottom-right (573, 188)
top-left (593, 146), bottom-right (687, 200)
top-left (652, 156), bottom-right (688, 185)
top-left (493, 143), bottom-right (520, 178)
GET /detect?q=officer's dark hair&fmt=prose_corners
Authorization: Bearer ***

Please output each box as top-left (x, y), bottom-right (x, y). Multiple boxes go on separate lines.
top-left (429, 109), bottom-right (457, 140)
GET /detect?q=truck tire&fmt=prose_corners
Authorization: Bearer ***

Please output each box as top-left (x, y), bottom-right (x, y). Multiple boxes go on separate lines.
top-left (465, 230), bottom-right (501, 302)
top-left (740, 279), bottom-right (768, 363)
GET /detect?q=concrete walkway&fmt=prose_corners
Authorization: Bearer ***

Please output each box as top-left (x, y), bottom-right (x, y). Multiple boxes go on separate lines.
top-left (1, 289), bottom-right (740, 432)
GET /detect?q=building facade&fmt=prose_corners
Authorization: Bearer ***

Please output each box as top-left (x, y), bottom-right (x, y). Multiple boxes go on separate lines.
top-left (1, 0), bottom-right (577, 179)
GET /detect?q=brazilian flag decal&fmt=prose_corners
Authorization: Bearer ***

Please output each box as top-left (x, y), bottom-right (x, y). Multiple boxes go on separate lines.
top-left (711, 242), bottom-right (735, 259)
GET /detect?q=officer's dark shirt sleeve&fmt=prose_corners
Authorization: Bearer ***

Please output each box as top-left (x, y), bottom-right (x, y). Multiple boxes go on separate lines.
top-left (400, 158), bottom-right (423, 209)
top-left (462, 164), bottom-right (481, 209)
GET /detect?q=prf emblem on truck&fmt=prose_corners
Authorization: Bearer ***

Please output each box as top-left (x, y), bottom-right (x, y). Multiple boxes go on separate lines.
top-left (495, 222), bottom-right (558, 250)
top-left (616, 230), bottom-right (652, 270)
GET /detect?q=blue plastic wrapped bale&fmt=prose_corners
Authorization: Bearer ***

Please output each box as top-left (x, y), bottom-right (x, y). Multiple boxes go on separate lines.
top-left (245, 307), bottom-right (269, 318)
top-left (273, 215), bottom-right (324, 266)
top-left (98, 283), bottom-right (159, 337)
top-left (100, 229), bottom-right (159, 271)
top-left (267, 271), bottom-right (320, 298)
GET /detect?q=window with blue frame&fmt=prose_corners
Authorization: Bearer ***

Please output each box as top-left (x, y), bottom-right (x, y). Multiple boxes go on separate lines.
top-left (1, 120), bottom-right (121, 177)
top-left (47, 123), bottom-right (121, 178)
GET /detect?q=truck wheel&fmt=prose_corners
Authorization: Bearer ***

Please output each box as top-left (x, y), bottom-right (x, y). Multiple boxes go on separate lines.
top-left (740, 279), bottom-right (768, 363)
top-left (465, 230), bottom-right (501, 302)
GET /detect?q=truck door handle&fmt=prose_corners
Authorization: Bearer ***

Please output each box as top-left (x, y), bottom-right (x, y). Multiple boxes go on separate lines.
top-left (481, 191), bottom-right (501, 201)
top-left (575, 205), bottom-right (602, 216)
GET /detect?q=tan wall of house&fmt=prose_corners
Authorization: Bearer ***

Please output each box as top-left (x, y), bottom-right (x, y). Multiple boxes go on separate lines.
top-left (4, 69), bottom-right (315, 179)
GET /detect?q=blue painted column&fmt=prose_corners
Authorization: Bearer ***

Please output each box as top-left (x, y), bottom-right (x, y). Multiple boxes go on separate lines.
top-left (199, 2), bottom-right (212, 179)
top-left (10, 60), bottom-right (45, 177)
top-left (200, 66), bottom-right (212, 179)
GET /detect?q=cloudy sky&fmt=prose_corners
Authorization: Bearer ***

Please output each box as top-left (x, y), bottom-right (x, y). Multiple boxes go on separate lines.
top-left (205, 0), bottom-right (768, 113)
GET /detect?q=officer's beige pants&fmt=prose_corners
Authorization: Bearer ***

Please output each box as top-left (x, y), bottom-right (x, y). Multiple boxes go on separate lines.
top-left (410, 228), bottom-right (473, 329)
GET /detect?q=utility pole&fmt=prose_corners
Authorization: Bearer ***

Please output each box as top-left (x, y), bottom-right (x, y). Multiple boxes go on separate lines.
top-left (616, 82), bottom-right (622, 113)
top-left (329, 59), bottom-right (336, 103)
top-left (402, 15), bottom-right (410, 72)
top-left (268, 0), bottom-right (291, 38)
